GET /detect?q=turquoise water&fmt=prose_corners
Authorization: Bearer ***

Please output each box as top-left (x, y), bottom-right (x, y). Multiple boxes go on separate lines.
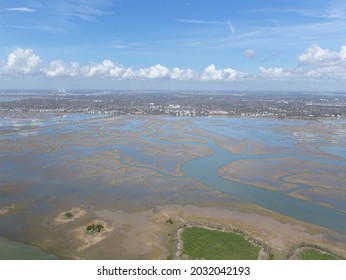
top-left (0, 237), bottom-right (58, 260)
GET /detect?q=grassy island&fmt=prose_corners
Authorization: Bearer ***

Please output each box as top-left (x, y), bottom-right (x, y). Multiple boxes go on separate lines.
top-left (181, 227), bottom-right (260, 260)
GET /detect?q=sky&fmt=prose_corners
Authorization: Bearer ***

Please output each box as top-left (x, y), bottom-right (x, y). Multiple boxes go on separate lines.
top-left (1, 0), bottom-right (346, 91)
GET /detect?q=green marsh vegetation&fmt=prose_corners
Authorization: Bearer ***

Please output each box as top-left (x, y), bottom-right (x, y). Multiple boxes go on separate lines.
top-left (181, 227), bottom-right (260, 260)
top-left (298, 248), bottom-right (340, 260)
top-left (288, 243), bottom-right (343, 260)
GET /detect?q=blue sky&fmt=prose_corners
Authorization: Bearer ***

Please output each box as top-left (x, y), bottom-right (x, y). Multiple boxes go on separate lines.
top-left (1, 0), bottom-right (346, 90)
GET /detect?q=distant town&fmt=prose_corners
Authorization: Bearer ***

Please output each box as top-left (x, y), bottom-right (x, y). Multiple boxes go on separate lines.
top-left (1, 90), bottom-right (346, 119)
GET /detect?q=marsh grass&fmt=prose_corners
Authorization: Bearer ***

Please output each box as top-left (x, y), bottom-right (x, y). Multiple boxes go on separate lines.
top-left (182, 227), bottom-right (259, 260)
top-left (299, 248), bottom-right (339, 260)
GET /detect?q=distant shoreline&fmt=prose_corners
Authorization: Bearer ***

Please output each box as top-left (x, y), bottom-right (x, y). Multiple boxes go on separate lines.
top-left (1, 90), bottom-right (345, 119)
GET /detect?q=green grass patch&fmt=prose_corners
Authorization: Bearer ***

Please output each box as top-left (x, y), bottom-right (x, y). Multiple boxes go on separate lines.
top-left (298, 248), bottom-right (339, 260)
top-left (182, 227), bottom-right (260, 260)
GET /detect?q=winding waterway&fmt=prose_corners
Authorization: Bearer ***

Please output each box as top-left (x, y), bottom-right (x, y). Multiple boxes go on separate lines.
top-left (126, 117), bottom-right (346, 234)
top-left (181, 137), bottom-right (346, 234)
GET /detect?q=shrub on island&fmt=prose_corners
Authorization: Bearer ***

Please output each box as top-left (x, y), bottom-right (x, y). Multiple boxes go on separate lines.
top-left (86, 223), bottom-right (104, 233)
top-left (64, 212), bottom-right (73, 218)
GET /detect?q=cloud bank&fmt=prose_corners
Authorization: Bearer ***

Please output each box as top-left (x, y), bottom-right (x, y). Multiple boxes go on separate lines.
top-left (0, 48), bottom-right (244, 82)
top-left (1, 45), bottom-right (346, 82)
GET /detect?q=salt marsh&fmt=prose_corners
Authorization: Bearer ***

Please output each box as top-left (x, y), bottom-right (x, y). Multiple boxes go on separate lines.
top-left (0, 113), bottom-right (345, 259)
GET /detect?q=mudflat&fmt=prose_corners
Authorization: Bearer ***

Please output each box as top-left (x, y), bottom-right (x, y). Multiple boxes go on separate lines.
top-left (0, 113), bottom-right (345, 259)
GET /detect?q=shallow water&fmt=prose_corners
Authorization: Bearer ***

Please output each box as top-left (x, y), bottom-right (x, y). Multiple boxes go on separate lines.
top-left (0, 114), bottom-right (345, 257)
top-left (319, 146), bottom-right (346, 160)
top-left (181, 137), bottom-right (346, 233)
top-left (0, 237), bottom-right (58, 260)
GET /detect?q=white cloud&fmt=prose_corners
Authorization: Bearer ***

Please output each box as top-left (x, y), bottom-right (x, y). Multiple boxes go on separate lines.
top-left (201, 64), bottom-right (246, 81)
top-left (0, 50), bottom-right (247, 82)
top-left (298, 45), bottom-right (344, 67)
top-left (298, 45), bottom-right (346, 79)
top-left (171, 68), bottom-right (197, 80)
top-left (46, 60), bottom-right (80, 78)
top-left (121, 68), bottom-right (135, 79)
top-left (259, 66), bottom-right (293, 79)
top-left (176, 19), bottom-right (227, 25)
top-left (82, 59), bottom-right (118, 77)
top-left (243, 49), bottom-right (257, 59)
top-left (3, 7), bottom-right (36, 13)
top-left (305, 66), bottom-right (346, 79)
top-left (2, 48), bottom-right (41, 76)
top-left (257, 45), bottom-right (346, 80)
top-left (5, 46), bottom-right (346, 83)
top-left (136, 64), bottom-right (170, 79)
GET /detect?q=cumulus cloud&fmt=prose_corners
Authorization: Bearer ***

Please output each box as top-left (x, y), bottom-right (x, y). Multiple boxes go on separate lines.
top-left (171, 67), bottom-right (197, 80)
top-left (298, 45), bottom-right (345, 67)
top-left (136, 64), bottom-right (170, 79)
top-left (201, 64), bottom-right (246, 81)
top-left (298, 45), bottom-right (346, 79)
top-left (2, 48), bottom-right (41, 76)
top-left (259, 66), bottom-right (293, 79)
top-left (82, 60), bottom-right (120, 78)
top-left (243, 49), bottom-right (257, 59)
top-left (0, 48), bottom-right (245, 82)
top-left (46, 60), bottom-right (80, 78)
top-left (0, 46), bottom-right (339, 83)
top-left (257, 44), bottom-right (346, 80)
top-left (44, 60), bottom-right (237, 82)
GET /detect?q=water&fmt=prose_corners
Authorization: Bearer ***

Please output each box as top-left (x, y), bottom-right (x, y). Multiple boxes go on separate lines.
top-left (194, 117), bottom-right (300, 147)
top-left (181, 137), bottom-right (346, 233)
top-left (0, 237), bottom-right (58, 260)
top-left (319, 146), bottom-right (346, 160)
top-left (1, 114), bottom-right (346, 258)
top-left (0, 97), bottom-right (26, 102)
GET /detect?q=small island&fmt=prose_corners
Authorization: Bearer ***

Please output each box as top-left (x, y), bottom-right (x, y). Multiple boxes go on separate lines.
top-left (55, 208), bottom-right (86, 224)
